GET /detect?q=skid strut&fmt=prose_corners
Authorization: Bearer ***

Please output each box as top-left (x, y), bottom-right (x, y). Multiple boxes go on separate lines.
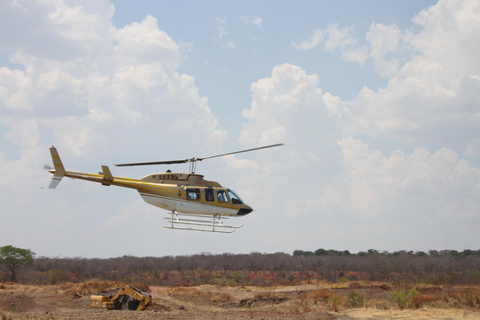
top-left (163, 211), bottom-right (243, 233)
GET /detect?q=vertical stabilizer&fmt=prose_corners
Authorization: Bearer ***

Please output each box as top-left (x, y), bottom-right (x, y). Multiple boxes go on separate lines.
top-left (49, 146), bottom-right (65, 189)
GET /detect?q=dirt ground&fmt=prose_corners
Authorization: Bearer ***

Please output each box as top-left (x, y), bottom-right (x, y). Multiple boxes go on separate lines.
top-left (1, 282), bottom-right (479, 319)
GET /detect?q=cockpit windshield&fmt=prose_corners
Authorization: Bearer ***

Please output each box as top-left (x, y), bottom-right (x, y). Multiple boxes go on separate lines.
top-left (227, 189), bottom-right (243, 204)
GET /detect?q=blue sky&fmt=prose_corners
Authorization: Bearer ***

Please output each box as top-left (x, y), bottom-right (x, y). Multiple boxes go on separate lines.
top-left (0, 0), bottom-right (479, 258)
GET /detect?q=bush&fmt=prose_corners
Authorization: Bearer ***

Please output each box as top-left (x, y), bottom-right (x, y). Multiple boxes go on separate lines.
top-left (228, 271), bottom-right (243, 285)
top-left (347, 290), bottom-right (368, 308)
top-left (391, 287), bottom-right (419, 310)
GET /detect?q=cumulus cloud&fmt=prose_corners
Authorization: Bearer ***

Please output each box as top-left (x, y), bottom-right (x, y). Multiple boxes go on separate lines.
top-left (344, 0), bottom-right (480, 150)
top-left (0, 1), bottom-right (114, 60)
top-left (0, 8), bottom-right (225, 156)
top-left (366, 23), bottom-right (401, 77)
top-left (240, 63), bottom-right (346, 147)
top-left (112, 15), bottom-right (180, 68)
top-left (323, 138), bottom-right (480, 219)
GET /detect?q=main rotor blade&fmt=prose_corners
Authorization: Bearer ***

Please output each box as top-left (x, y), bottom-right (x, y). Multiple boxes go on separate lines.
top-left (115, 159), bottom-right (188, 167)
top-left (200, 143), bottom-right (284, 161)
top-left (114, 143), bottom-right (284, 167)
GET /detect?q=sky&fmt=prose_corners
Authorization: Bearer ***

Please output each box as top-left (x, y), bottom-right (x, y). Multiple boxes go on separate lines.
top-left (1, 0), bottom-right (479, 258)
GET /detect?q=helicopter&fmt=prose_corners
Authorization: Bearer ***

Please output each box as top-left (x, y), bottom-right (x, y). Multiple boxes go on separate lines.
top-left (47, 144), bottom-right (283, 233)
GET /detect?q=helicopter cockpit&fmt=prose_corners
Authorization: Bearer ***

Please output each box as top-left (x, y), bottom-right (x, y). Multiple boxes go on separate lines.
top-left (185, 187), bottom-right (244, 205)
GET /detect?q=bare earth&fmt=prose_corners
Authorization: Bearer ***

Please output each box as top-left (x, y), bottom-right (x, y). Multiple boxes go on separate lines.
top-left (1, 282), bottom-right (479, 319)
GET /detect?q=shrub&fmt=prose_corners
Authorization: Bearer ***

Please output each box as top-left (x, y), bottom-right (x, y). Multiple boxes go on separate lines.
top-left (211, 292), bottom-right (234, 305)
top-left (227, 271), bottom-right (243, 285)
top-left (308, 289), bottom-right (331, 303)
top-left (347, 290), bottom-right (368, 308)
top-left (391, 287), bottom-right (419, 310)
top-left (328, 294), bottom-right (341, 312)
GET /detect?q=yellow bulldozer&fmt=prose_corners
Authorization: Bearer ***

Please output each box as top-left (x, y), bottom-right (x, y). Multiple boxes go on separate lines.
top-left (89, 285), bottom-right (152, 311)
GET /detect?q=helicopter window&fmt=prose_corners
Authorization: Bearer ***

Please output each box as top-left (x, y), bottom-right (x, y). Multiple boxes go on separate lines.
top-left (217, 189), bottom-right (228, 203)
top-left (227, 189), bottom-right (244, 204)
top-left (205, 188), bottom-right (214, 202)
top-left (186, 188), bottom-right (201, 200)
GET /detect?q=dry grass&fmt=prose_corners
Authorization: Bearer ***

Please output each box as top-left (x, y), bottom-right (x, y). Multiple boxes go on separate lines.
top-left (169, 287), bottom-right (235, 305)
top-left (70, 280), bottom-right (118, 295)
top-left (284, 289), bottom-right (347, 314)
top-left (254, 292), bottom-right (272, 300)
top-left (414, 294), bottom-right (438, 308)
top-left (0, 311), bottom-right (12, 320)
top-left (458, 288), bottom-right (480, 307)
top-left (292, 304), bottom-right (312, 314)
top-left (210, 292), bottom-right (235, 304)
top-left (308, 289), bottom-right (331, 303)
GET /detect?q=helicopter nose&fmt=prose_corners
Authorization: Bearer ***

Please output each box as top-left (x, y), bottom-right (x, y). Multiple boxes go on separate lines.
top-left (237, 207), bottom-right (253, 216)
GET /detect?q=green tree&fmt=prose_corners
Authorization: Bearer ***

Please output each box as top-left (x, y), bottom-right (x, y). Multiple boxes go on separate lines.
top-left (0, 245), bottom-right (35, 282)
top-left (314, 248), bottom-right (329, 256)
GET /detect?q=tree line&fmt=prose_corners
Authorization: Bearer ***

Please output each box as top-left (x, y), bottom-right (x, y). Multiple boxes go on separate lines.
top-left (1, 246), bottom-right (480, 287)
top-left (293, 248), bottom-right (480, 258)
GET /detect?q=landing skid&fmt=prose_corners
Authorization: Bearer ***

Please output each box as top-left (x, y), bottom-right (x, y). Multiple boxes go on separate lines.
top-left (163, 211), bottom-right (243, 233)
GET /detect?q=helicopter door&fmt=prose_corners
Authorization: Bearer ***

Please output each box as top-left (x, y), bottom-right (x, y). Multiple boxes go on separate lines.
top-left (216, 189), bottom-right (229, 203)
top-left (204, 188), bottom-right (214, 202)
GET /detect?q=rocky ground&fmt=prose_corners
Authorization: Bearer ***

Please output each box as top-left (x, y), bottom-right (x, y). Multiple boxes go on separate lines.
top-left (1, 282), bottom-right (479, 319)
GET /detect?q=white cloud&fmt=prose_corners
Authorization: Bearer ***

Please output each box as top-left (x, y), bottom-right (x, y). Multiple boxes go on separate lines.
top-left (240, 63), bottom-right (339, 147)
top-left (216, 17), bottom-right (228, 39)
top-left (318, 138), bottom-right (480, 221)
top-left (48, 3), bottom-right (106, 51)
top-left (4, 118), bottom-right (39, 148)
top-left (366, 23), bottom-right (401, 77)
top-left (0, 1), bottom-right (114, 60)
top-left (323, 24), bottom-right (357, 52)
top-left (344, 0), bottom-right (480, 149)
top-left (112, 15), bottom-right (180, 68)
top-left (465, 137), bottom-right (480, 157)
top-left (292, 24), bottom-right (368, 64)
top-left (252, 16), bottom-right (263, 27)
top-left (291, 29), bottom-right (325, 50)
